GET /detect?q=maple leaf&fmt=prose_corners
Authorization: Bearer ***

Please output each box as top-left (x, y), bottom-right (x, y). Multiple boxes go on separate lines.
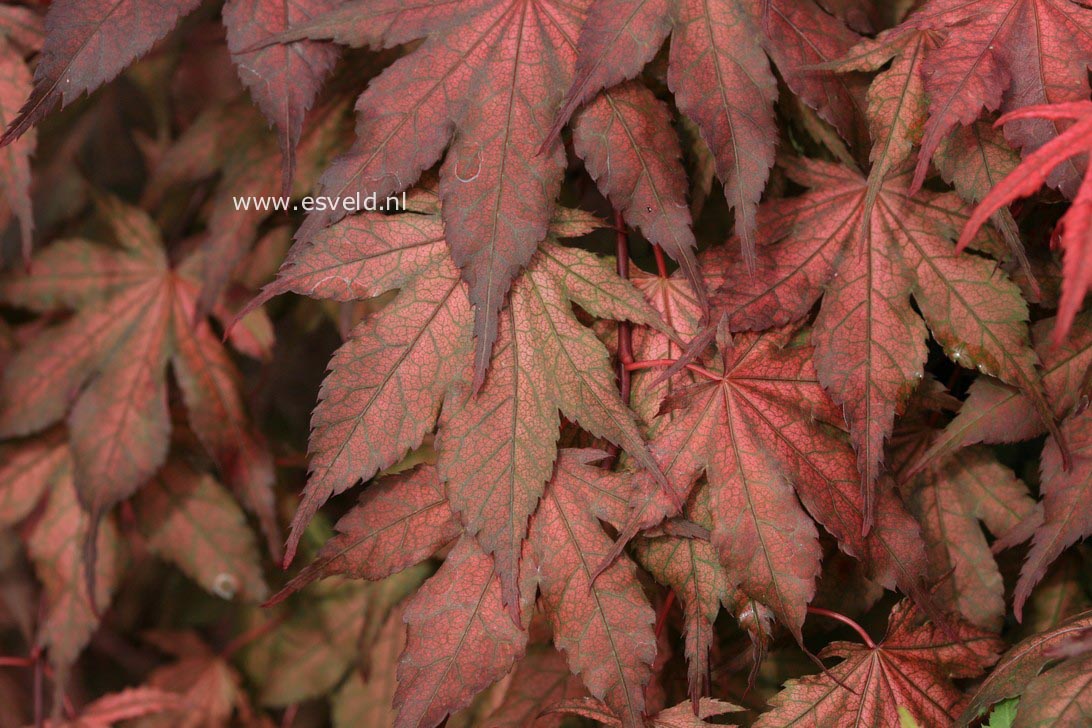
top-left (0, 26), bottom-right (35, 260)
top-left (255, 197), bottom-right (669, 603)
top-left (960, 610), bottom-right (1092, 723)
top-left (222, 0), bottom-right (339, 195)
top-left (546, 696), bottom-right (743, 727)
top-left (757, 600), bottom-right (1002, 727)
top-left (611, 325), bottom-right (929, 638)
top-left (528, 450), bottom-right (657, 726)
top-left (905, 447), bottom-right (1040, 631)
top-left (486, 643), bottom-right (586, 728)
top-left (0, 0), bottom-right (203, 147)
top-left (395, 535), bottom-right (529, 728)
top-left (881, 0), bottom-right (1092, 195)
top-left (1008, 652), bottom-right (1092, 727)
top-left (0, 196), bottom-right (275, 540)
top-left (903, 313), bottom-right (1091, 619)
top-left (547, 0), bottom-right (864, 265)
top-left (262, 0), bottom-right (591, 385)
top-left (711, 157), bottom-right (1057, 526)
top-left (959, 102), bottom-right (1092, 344)
top-left (270, 465), bottom-right (460, 601)
top-left (133, 459), bottom-right (269, 603)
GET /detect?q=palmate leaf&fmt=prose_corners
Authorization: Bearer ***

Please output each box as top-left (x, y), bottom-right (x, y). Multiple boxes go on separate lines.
top-left (254, 0), bottom-right (594, 384)
top-left (906, 447), bottom-right (1040, 631)
top-left (960, 102), bottom-right (1092, 344)
top-left (0, 0), bottom-right (341, 186)
top-left (0, 20), bottom-right (36, 259)
top-left (711, 157), bottom-right (1055, 527)
top-left (528, 450), bottom-right (656, 727)
top-left (547, 0), bottom-right (865, 266)
top-left (222, 0), bottom-right (340, 194)
top-left (961, 610), bottom-right (1092, 724)
top-left (909, 313), bottom-right (1092, 618)
top-left (757, 601), bottom-right (1002, 728)
top-left (254, 194), bottom-right (669, 613)
top-left (0, 196), bottom-right (276, 545)
top-left (883, 0), bottom-right (1092, 195)
top-left (608, 325), bottom-right (928, 642)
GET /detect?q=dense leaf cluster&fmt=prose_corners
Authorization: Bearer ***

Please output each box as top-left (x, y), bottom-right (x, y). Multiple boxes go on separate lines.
top-left (0, 0), bottom-right (1091, 726)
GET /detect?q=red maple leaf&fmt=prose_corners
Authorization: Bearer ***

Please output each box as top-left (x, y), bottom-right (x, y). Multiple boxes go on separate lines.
top-left (711, 158), bottom-right (1058, 526)
top-left (757, 600), bottom-right (1002, 727)
top-left (960, 102), bottom-right (1092, 344)
top-left (0, 196), bottom-right (276, 547)
top-left (222, 0), bottom-right (340, 194)
top-left (611, 325), bottom-right (929, 641)
top-left (546, 0), bottom-right (865, 265)
top-left (254, 194), bottom-right (669, 612)
top-left (882, 0), bottom-right (1092, 195)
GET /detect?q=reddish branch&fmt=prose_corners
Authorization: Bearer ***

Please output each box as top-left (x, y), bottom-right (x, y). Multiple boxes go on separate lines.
top-left (653, 244), bottom-right (669, 278)
top-left (654, 590), bottom-right (677, 639)
top-left (615, 210), bottom-right (634, 401)
top-left (806, 606), bottom-right (876, 649)
top-left (625, 358), bottom-right (721, 382)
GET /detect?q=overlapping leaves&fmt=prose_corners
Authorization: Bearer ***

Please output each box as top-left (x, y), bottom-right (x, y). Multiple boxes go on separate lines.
top-left (0, 196), bottom-right (276, 547)
top-left (254, 192), bottom-right (669, 612)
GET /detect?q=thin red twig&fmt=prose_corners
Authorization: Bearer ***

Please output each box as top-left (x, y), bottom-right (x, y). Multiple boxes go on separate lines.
top-left (654, 590), bottom-right (677, 639)
top-left (653, 244), bottom-right (669, 278)
top-left (625, 358), bottom-right (721, 382)
top-left (221, 614), bottom-right (288, 659)
top-left (606, 211), bottom-right (634, 467)
top-left (806, 606), bottom-right (876, 649)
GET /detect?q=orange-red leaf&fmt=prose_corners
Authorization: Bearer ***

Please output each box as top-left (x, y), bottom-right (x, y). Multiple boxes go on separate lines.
top-left (222, 0), bottom-right (339, 194)
top-left (529, 451), bottom-right (656, 728)
top-left (395, 535), bottom-right (529, 728)
top-left (273, 465), bottom-right (458, 601)
top-left (757, 600), bottom-right (1002, 727)
top-left (0, 0), bottom-right (202, 146)
top-left (959, 101), bottom-right (1092, 343)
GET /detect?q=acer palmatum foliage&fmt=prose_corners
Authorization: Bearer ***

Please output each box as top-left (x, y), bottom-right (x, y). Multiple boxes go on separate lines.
top-left (1, 0), bottom-right (1092, 726)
